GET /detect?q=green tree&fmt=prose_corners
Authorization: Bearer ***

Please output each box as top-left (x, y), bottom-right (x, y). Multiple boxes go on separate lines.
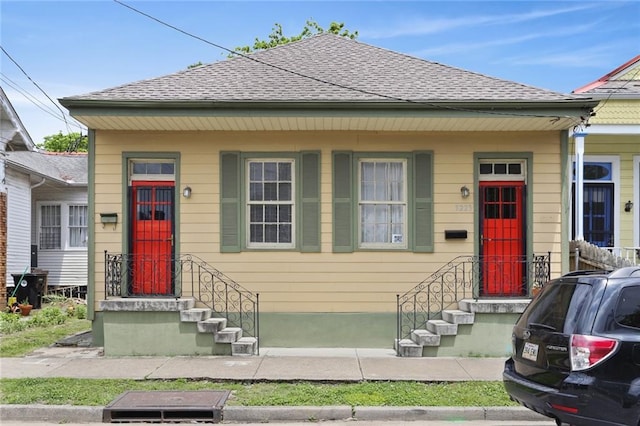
top-left (38, 132), bottom-right (88, 152)
top-left (232, 19), bottom-right (358, 55)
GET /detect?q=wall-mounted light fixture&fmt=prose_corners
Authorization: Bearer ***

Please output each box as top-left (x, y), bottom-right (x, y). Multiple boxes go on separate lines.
top-left (460, 186), bottom-right (470, 198)
top-left (625, 200), bottom-right (633, 212)
top-left (182, 186), bottom-right (192, 198)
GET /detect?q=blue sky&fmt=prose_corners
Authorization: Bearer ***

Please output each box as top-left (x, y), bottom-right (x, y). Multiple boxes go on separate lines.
top-left (2, 0), bottom-right (639, 144)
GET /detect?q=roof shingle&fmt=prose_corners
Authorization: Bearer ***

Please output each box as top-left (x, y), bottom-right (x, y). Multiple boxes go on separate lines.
top-left (63, 33), bottom-right (578, 104)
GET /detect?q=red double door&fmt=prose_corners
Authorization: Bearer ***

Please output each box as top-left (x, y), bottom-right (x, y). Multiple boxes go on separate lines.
top-left (130, 181), bottom-right (175, 295)
top-left (479, 181), bottom-right (525, 296)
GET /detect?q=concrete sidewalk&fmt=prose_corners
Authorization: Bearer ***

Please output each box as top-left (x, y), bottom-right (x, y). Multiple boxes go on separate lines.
top-left (0, 346), bottom-right (551, 423)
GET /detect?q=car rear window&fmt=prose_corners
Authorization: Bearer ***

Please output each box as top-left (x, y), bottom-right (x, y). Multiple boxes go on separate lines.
top-left (518, 281), bottom-right (592, 334)
top-left (615, 286), bottom-right (640, 330)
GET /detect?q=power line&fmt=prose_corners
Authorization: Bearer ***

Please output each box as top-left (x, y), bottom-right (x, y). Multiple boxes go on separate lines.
top-left (0, 45), bottom-right (73, 134)
top-left (113, 0), bottom-right (587, 125)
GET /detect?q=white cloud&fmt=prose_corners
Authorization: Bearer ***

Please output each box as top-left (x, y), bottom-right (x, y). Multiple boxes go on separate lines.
top-left (362, 3), bottom-right (600, 39)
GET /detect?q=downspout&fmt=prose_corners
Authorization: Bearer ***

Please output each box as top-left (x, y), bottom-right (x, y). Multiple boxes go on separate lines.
top-left (31, 177), bottom-right (46, 189)
top-left (573, 132), bottom-right (586, 241)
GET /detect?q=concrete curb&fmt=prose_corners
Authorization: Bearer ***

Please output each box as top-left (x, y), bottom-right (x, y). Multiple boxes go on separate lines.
top-left (0, 404), bottom-right (549, 423)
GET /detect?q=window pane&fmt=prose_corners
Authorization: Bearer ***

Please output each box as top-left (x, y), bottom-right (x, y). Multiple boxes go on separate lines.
top-left (250, 205), bottom-right (263, 222)
top-left (250, 183), bottom-right (263, 201)
top-left (69, 205), bottom-right (88, 248)
top-left (161, 163), bottom-right (174, 174)
top-left (279, 205), bottom-right (292, 222)
top-left (279, 224), bottom-right (292, 243)
top-left (250, 162), bottom-right (262, 181)
top-left (147, 163), bottom-right (161, 174)
top-left (278, 163), bottom-right (291, 181)
top-left (263, 183), bottom-right (277, 201)
top-left (265, 224), bottom-right (278, 242)
top-left (250, 224), bottom-right (263, 242)
top-left (40, 205), bottom-right (61, 249)
top-left (264, 205), bottom-right (278, 222)
top-left (279, 182), bottom-right (291, 201)
top-left (494, 163), bottom-right (507, 174)
top-left (479, 164), bottom-right (492, 174)
top-left (264, 162), bottom-right (277, 180)
top-left (508, 163), bottom-right (521, 175)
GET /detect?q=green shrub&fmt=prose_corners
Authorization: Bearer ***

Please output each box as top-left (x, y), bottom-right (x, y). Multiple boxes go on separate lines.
top-left (0, 312), bottom-right (28, 334)
top-left (74, 304), bottom-right (87, 319)
top-left (29, 307), bottom-right (68, 327)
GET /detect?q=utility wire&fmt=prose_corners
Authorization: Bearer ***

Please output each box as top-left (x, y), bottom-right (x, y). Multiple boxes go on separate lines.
top-left (592, 66), bottom-right (640, 115)
top-left (0, 45), bottom-right (72, 134)
top-left (113, 0), bottom-right (586, 125)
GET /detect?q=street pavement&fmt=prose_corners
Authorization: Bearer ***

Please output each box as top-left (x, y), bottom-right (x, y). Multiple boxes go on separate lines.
top-left (0, 345), bottom-right (554, 424)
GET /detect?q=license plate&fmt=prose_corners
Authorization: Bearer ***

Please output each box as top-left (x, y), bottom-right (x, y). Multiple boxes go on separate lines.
top-left (522, 342), bottom-right (539, 362)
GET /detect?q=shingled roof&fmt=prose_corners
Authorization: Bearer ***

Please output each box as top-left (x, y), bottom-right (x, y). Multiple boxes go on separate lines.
top-left (5, 151), bottom-right (87, 186)
top-left (63, 33), bottom-right (580, 104)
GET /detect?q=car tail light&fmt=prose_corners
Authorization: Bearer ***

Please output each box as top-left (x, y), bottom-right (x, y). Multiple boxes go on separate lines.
top-left (570, 334), bottom-right (618, 371)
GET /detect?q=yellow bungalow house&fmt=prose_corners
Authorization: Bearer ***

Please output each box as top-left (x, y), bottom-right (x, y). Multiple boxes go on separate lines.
top-left (572, 55), bottom-right (640, 262)
top-left (60, 34), bottom-right (598, 357)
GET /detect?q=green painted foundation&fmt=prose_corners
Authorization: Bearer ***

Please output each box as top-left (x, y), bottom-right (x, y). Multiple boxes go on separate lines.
top-left (101, 311), bottom-right (230, 356)
top-left (258, 312), bottom-right (397, 348)
top-left (422, 313), bottom-right (520, 357)
top-left (91, 310), bottom-right (520, 357)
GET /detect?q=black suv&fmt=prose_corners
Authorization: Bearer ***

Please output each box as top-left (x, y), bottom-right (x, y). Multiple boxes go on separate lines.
top-left (503, 266), bottom-right (640, 426)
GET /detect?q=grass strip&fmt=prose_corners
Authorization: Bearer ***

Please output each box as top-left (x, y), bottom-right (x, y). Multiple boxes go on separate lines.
top-left (0, 378), bottom-right (515, 407)
top-left (0, 319), bottom-right (91, 357)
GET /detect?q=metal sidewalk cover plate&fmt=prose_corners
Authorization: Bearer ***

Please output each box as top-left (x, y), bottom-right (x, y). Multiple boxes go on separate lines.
top-left (103, 390), bottom-right (231, 423)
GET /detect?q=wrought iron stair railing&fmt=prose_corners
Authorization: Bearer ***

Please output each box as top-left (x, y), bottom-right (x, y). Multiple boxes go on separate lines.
top-left (396, 253), bottom-right (550, 353)
top-left (104, 252), bottom-right (259, 344)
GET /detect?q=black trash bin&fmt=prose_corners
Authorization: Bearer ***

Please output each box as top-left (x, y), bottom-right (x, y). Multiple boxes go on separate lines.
top-left (11, 272), bottom-right (48, 309)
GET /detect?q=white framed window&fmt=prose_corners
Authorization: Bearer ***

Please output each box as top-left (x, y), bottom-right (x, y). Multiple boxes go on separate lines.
top-left (246, 159), bottom-right (295, 249)
top-left (38, 202), bottom-right (88, 250)
top-left (358, 159), bottom-right (407, 249)
top-left (479, 160), bottom-right (526, 181)
top-left (39, 205), bottom-right (61, 249)
top-left (68, 205), bottom-right (88, 248)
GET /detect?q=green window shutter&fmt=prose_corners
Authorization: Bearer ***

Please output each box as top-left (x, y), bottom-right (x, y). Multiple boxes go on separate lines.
top-left (413, 151), bottom-right (434, 252)
top-left (220, 152), bottom-right (241, 252)
top-left (333, 151), bottom-right (354, 252)
top-left (300, 151), bottom-right (321, 252)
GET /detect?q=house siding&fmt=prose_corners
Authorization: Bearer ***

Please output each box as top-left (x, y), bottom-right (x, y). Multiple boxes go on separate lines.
top-left (31, 186), bottom-right (88, 287)
top-left (590, 99), bottom-right (640, 123)
top-left (93, 130), bottom-right (563, 316)
top-left (5, 168), bottom-right (31, 287)
top-left (570, 134), bottom-right (640, 250)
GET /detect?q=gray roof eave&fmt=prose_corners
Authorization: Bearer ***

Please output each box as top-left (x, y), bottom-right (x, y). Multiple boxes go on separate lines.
top-left (60, 98), bottom-right (599, 116)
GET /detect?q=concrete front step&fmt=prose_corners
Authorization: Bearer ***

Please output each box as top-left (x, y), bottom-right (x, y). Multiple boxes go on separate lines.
top-left (215, 327), bottom-right (243, 343)
top-left (396, 339), bottom-right (422, 357)
top-left (398, 298), bottom-right (532, 357)
top-left (426, 319), bottom-right (458, 335)
top-left (180, 308), bottom-right (212, 322)
top-left (442, 309), bottom-right (475, 324)
top-left (411, 329), bottom-right (440, 346)
top-left (232, 337), bottom-right (258, 356)
top-left (197, 317), bottom-right (227, 333)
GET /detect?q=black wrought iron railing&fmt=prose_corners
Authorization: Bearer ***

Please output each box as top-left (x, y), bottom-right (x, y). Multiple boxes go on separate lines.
top-left (396, 253), bottom-right (550, 353)
top-left (104, 252), bottom-right (259, 343)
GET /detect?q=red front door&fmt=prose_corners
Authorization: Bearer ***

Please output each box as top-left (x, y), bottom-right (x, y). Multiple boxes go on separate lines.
top-left (130, 181), bottom-right (175, 295)
top-left (480, 181), bottom-right (525, 296)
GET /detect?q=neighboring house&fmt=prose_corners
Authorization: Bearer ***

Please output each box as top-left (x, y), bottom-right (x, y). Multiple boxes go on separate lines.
top-left (60, 34), bottom-right (598, 357)
top-left (1, 86), bottom-right (36, 307)
top-left (572, 55), bottom-right (640, 263)
top-left (1, 87), bottom-right (88, 305)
